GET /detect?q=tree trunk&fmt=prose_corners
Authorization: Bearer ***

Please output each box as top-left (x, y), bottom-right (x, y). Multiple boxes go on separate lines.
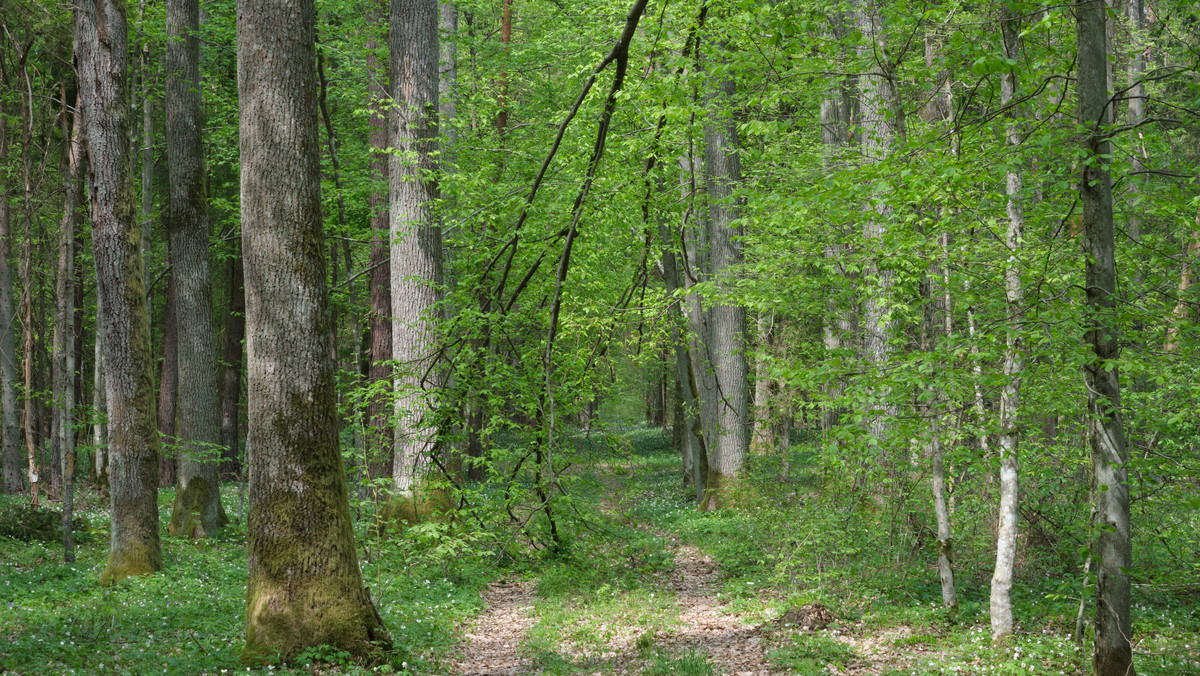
top-left (238, 0), bottom-right (390, 661)
top-left (365, 0), bottom-right (394, 482)
top-left (390, 0), bottom-right (444, 497)
top-left (165, 0), bottom-right (228, 538)
top-left (56, 85), bottom-right (84, 563)
top-left (17, 41), bottom-right (39, 507)
top-left (680, 151), bottom-right (711, 503)
top-left (92, 297), bottom-right (108, 490)
top-left (0, 116), bottom-right (21, 495)
top-left (990, 7), bottom-right (1025, 642)
top-left (156, 270), bottom-right (178, 487)
top-left (219, 243), bottom-right (244, 479)
top-left (701, 38), bottom-right (748, 508)
top-left (80, 0), bottom-right (164, 585)
top-left (660, 219), bottom-right (705, 494)
top-left (1077, 3), bottom-right (1134, 673)
top-left (751, 312), bottom-right (774, 453)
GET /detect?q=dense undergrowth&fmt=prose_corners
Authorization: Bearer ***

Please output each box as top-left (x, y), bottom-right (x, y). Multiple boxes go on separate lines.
top-left (1, 425), bottom-right (1197, 674)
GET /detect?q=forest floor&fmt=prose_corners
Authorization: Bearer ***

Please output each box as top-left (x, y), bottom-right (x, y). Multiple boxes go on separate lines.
top-left (0, 427), bottom-right (1197, 675)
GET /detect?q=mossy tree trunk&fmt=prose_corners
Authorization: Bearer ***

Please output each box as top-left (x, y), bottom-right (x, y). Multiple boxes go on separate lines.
top-left (166, 0), bottom-right (227, 538)
top-left (0, 117), bottom-right (21, 496)
top-left (78, 0), bottom-right (164, 586)
top-left (238, 0), bottom-right (390, 662)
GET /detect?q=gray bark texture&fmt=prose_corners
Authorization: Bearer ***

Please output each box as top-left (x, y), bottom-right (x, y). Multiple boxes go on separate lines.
top-left (156, 270), bottom-right (178, 487)
top-left (679, 152), bottom-right (710, 502)
top-left (366, 0), bottom-right (394, 482)
top-left (701, 46), bottom-right (748, 508)
top-left (0, 117), bottom-right (21, 495)
top-left (1077, 2), bottom-right (1134, 673)
top-left (389, 0), bottom-right (444, 495)
top-left (56, 88), bottom-right (85, 563)
top-left (990, 7), bottom-right (1025, 643)
top-left (238, 0), bottom-right (389, 661)
top-left (219, 245), bottom-right (244, 479)
top-left (166, 0), bottom-right (227, 538)
top-left (79, 0), bottom-right (164, 585)
top-left (856, 0), bottom-right (903, 455)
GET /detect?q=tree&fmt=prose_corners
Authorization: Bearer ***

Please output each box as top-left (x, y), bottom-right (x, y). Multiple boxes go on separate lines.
top-left (389, 0), bottom-right (444, 501)
top-left (165, 0), bottom-right (228, 538)
top-left (238, 0), bottom-right (390, 661)
top-left (79, 0), bottom-right (164, 585)
top-left (990, 4), bottom-right (1027, 643)
top-left (0, 113), bottom-right (20, 495)
top-left (699, 26), bottom-right (748, 508)
top-left (1077, 1), bottom-right (1134, 672)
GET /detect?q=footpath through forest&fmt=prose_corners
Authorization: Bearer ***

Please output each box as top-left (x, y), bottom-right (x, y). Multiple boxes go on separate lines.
top-left (447, 450), bottom-right (975, 676)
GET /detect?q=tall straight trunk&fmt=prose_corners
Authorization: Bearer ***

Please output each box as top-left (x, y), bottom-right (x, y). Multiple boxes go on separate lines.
top-left (390, 0), bottom-right (444, 496)
top-left (156, 270), bottom-right (178, 487)
top-left (365, 0), bottom-right (394, 481)
top-left (238, 0), bottom-right (390, 661)
top-left (0, 117), bottom-right (21, 495)
top-left (165, 0), bottom-right (228, 538)
top-left (496, 0), bottom-right (511, 134)
top-left (1077, 3), bottom-right (1134, 674)
top-left (56, 86), bottom-right (84, 563)
top-left (856, 0), bottom-right (904, 461)
top-left (701, 38), bottom-right (749, 508)
top-left (18, 44), bottom-right (39, 507)
top-left (439, 2), bottom-right (457, 156)
top-left (219, 243), bottom-right (244, 478)
top-left (1165, 231), bottom-right (1199, 353)
top-left (680, 152), bottom-right (711, 502)
top-left (990, 7), bottom-right (1025, 641)
top-left (138, 0), bottom-right (153, 299)
top-left (79, 0), bottom-right (164, 585)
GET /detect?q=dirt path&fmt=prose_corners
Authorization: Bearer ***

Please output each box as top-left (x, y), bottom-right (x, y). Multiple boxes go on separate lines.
top-left (451, 579), bottom-right (538, 675)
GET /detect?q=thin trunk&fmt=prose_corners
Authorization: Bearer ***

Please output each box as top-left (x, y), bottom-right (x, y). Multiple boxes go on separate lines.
top-left (661, 219), bottom-right (704, 492)
top-left (139, 0), bottom-right (153, 299)
top-left (390, 0), bottom-right (444, 496)
top-left (439, 2), bottom-right (457, 158)
top-left (156, 270), bottom-right (177, 487)
top-left (57, 84), bottom-right (84, 563)
top-left (680, 150), bottom-right (711, 504)
top-left (80, 0), bottom-right (164, 585)
top-left (365, 0), bottom-right (393, 481)
top-left (750, 312), bottom-right (774, 453)
top-left (496, 0), bottom-right (511, 134)
top-left (0, 116), bottom-right (21, 495)
top-left (238, 0), bottom-right (389, 660)
top-left (92, 299), bottom-right (108, 488)
top-left (219, 243), bottom-right (244, 478)
top-left (991, 7), bottom-right (1025, 642)
top-left (1165, 231), bottom-right (1200, 352)
top-left (165, 0), bottom-right (228, 538)
top-left (18, 41), bottom-right (39, 507)
top-left (1078, 3), bottom-right (1134, 673)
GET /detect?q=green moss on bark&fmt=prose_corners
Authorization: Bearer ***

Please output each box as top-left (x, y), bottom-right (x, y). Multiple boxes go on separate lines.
top-left (99, 539), bottom-right (162, 586)
top-left (168, 476), bottom-right (228, 537)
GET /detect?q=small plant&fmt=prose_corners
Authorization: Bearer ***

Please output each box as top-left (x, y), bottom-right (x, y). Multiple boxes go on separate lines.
top-left (642, 649), bottom-right (714, 676)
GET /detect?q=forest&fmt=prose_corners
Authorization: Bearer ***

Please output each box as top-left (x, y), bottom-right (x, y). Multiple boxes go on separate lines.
top-left (0, 0), bottom-right (1197, 673)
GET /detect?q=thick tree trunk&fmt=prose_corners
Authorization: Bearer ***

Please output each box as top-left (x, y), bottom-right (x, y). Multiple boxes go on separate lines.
top-left (990, 9), bottom-right (1025, 643)
top-left (390, 0), bottom-right (444, 496)
top-left (0, 118), bottom-right (21, 495)
top-left (156, 270), bottom-right (178, 487)
top-left (219, 244), bottom-right (244, 479)
top-left (1077, 3), bottom-right (1134, 674)
top-left (701, 43), bottom-right (749, 508)
top-left (56, 87), bottom-right (84, 563)
top-left (165, 0), bottom-right (228, 538)
top-left (365, 0), bottom-right (394, 482)
top-left (238, 0), bottom-right (390, 661)
top-left (79, 0), bottom-right (164, 585)
top-left (439, 2), bottom-right (458, 156)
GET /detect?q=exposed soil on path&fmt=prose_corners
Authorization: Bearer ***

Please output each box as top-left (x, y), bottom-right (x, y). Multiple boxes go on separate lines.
top-left (452, 579), bottom-right (538, 675)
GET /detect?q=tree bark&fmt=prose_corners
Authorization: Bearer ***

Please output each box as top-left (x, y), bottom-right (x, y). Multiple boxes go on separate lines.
top-left (219, 243), bottom-right (244, 479)
top-left (0, 116), bottom-right (21, 495)
top-left (238, 0), bottom-right (389, 661)
top-left (365, 0), bottom-right (394, 482)
top-left (390, 0), bottom-right (444, 496)
top-left (17, 38), bottom-right (39, 507)
top-left (990, 7), bottom-right (1025, 641)
top-left (680, 151), bottom-right (711, 503)
top-left (165, 0), bottom-right (228, 538)
top-left (156, 270), bottom-right (178, 487)
top-left (1077, 2), bottom-right (1134, 673)
top-left (750, 312), bottom-right (775, 453)
top-left (701, 37), bottom-right (748, 508)
top-left (79, 0), bottom-right (164, 585)
top-left (56, 84), bottom-right (85, 563)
